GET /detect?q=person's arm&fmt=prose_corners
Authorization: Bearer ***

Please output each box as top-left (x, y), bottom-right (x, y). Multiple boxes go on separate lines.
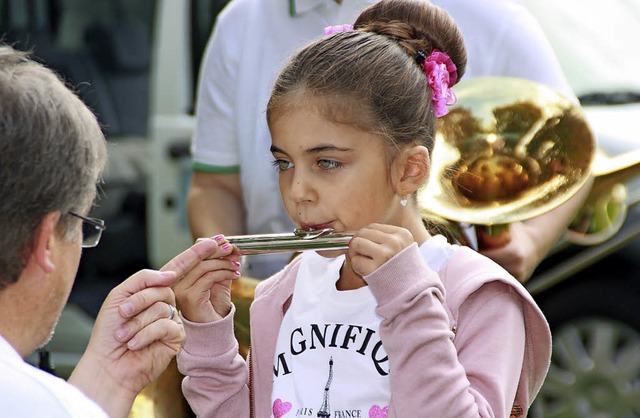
top-left (172, 233), bottom-right (250, 416)
top-left (188, 5), bottom-right (246, 241)
top-left (178, 310), bottom-right (251, 417)
top-left (67, 238), bottom-right (227, 418)
top-left (187, 170), bottom-right (246, 240)
top-left (479, 175), bottom-right (594, 281)
top-left (366, 245), bottom-right (527, 418)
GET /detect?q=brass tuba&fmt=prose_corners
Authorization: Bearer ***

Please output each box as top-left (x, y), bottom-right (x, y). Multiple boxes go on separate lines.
top-left (420, 77), bottom-right (640, 247)
top-left (418, 77), bottom-right (595, 244)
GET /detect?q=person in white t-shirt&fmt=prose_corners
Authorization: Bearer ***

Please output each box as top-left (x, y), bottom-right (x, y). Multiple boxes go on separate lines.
top-left (175, 3), bottom-right (551, 415)
top-left (188, 0), bottom-right (592, 281)
top-left (0, 44), bottom-right (239, 418)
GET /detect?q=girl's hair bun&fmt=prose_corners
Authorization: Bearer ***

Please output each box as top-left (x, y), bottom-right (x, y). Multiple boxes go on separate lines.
top-left (354, 0), bottom-right (466, 83)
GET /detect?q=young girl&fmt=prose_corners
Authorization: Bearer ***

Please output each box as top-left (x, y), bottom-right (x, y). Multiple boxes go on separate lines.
top-left (174, 1), bottom-right (551, 417)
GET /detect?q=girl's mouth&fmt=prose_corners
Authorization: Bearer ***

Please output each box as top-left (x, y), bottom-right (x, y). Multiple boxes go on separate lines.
top-left (299, 222), bottom-right (333, 231)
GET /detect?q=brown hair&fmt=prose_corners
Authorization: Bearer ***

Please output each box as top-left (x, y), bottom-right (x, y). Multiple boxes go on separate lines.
top-left (266, 0), bottom-right (466, 156)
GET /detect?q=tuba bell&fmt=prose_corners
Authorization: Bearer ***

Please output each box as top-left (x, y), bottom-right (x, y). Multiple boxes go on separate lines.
top-left (418, 76), bottom-right (595, 245)
top-left (417, 76), bottom-right (640, 247)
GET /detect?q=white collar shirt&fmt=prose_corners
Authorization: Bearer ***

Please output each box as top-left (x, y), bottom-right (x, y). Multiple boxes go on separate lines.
top-left (0, 335), bottom-right (109, 418)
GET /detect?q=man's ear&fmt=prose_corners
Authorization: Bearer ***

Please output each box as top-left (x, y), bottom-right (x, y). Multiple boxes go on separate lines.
top-left (394, 145), bottom-right (430, 196)
top-left (31, 212), bottom-right (62, 274)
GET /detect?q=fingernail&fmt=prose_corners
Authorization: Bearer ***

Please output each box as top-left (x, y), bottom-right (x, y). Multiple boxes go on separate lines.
top-left (213, 234), bottom-right (225, 243)
top-left (221, 243), bottom-right (232, 251)
top-left (120, 302), bottom-right (134, 316)
top-left (128, 337), bottom-right (140, 350)
top-left (233, 261), bottom-right (241, 267)
top-left (115, 327), bottom-right (128, 341)
top-left (234, 270), bottom-right (241, 276)
top-left (160, 271), bottom-right (175, 279)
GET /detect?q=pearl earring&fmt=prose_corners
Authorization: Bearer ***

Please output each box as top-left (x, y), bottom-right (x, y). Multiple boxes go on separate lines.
top-left (400, 197), bottom-right (408, 207)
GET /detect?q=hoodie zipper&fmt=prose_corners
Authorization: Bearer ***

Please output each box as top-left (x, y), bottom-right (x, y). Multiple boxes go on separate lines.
top-left (249, 344), bottom-right (255, 418)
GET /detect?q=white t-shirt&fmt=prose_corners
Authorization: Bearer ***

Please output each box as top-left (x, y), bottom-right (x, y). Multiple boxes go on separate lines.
top-left (271, 235), bottom-right (455, 417)
top-left (191, 0), bottom-right (574, 278)
top-left (0, 335), bottom-right (109, 418)
top-left (523, 0), bottom-right (640, 97)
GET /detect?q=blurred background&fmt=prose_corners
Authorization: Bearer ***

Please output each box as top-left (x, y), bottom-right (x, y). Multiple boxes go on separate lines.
top-left (1, 0), bottom-right (639, 416)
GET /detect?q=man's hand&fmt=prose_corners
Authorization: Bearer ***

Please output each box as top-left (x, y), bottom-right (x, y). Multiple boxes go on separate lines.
top-left (68, 238), bottom-right (225, 418)
top-left (173, 235), bottom-right (241, 323)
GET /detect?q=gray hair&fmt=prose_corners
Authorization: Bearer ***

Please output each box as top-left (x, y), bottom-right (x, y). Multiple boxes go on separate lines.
top-left (0, 45), bottom-right (108, 288)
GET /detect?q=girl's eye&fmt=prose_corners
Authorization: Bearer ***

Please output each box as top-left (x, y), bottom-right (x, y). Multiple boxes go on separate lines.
top-left (318, 159), bottom-right (341, 170)
top-left (272, 159), bottom-right (293, 171)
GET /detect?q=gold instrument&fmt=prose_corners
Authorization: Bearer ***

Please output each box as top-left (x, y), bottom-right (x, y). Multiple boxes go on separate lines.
top-left (418, 77), bottom-right (595, 241)
top-left (422, 78), bottom-right (640, 247)
top-left (128, 359), bottom-right (191, 418)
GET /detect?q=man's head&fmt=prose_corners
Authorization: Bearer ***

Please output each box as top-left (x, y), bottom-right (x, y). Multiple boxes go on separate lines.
top-left (0, 45), bottom-right (107, 290)
top-left (0, 45), bottom-right (107, 353)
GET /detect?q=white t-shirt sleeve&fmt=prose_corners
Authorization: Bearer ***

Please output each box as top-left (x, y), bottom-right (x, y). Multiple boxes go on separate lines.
top-left (489, 2), bottom-right (577, 102)
top-left (191, 9), bottom-right (243, 170)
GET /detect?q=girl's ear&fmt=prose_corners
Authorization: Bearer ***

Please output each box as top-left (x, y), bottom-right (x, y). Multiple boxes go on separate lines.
top-left (394, 145), bottom-right (430, 196)
top-left (31, 212), bottom-right (61, 274)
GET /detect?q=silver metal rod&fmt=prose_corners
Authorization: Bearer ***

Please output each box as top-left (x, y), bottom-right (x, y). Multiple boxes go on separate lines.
top-left (198, 228), bottom-right (352, 255)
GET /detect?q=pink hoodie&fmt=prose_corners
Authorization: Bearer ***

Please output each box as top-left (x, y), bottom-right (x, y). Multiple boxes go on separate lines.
top-left (178, 243), bottom-right (551, 418)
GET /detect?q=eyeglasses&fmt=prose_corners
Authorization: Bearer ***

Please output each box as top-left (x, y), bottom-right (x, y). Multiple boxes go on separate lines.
top-left (68, 211), bottom-right (106, 248)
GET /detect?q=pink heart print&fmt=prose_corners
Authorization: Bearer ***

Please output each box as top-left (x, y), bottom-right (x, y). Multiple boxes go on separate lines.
top-left (369, 405), bottom-right (389, 418)
top-left (272, 398), bottom-right (292, 418)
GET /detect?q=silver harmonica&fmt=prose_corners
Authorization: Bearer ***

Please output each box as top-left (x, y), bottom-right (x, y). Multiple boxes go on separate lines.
top-left (198, 228), bottom-right (352, 255)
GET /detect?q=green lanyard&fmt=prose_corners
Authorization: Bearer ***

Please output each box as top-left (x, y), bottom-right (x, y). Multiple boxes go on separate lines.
top-left (289, 0), bottom-right (296, 16)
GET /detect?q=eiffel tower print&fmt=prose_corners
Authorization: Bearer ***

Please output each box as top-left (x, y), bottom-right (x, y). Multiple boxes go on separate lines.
top-left (317, 357), bottom-right (334, 417)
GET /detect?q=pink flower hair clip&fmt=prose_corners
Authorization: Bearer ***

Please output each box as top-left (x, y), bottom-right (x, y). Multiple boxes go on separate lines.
top-left (416, 49), bottom-right (458, 118)
top-left (324, 24), bottom-right (354, 36)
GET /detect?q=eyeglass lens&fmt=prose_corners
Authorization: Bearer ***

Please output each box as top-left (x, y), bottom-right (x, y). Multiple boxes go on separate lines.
top-left (80, 220), bottom-right (103, 248)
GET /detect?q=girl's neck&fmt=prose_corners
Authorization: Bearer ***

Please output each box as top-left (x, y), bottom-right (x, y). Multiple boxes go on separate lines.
top-left (337, 258), bottom-right (367, 291)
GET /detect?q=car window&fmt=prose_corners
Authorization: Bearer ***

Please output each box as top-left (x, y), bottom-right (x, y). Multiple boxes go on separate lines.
top-left (0, 0), bottom-right (156, 137)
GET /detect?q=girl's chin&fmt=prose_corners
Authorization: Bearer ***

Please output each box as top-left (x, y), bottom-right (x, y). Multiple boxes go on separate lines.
top-left (315, 249), bottom-right (348, 259)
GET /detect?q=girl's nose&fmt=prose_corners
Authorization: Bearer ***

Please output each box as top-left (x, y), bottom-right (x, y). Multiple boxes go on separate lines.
top-left (289, 169), bottom-right (315, 204)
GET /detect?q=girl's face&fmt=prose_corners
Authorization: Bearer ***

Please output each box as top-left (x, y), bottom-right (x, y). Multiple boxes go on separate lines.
top-left (270, 105), bottom-right (404, 235)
